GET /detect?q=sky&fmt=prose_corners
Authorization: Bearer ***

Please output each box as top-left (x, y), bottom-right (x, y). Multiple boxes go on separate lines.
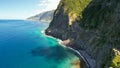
top-left (0, 0), bottom-right (60, 19)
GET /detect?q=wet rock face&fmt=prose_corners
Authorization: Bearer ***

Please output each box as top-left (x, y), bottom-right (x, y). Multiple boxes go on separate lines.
top-left (48, 3), bottom-right (69, 31)
top-left (45, 0), bottom-right (120, 68)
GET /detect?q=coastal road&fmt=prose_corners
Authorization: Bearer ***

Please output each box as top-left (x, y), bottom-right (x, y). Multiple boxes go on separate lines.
top-left (68, 47), bottom-right (96, 68)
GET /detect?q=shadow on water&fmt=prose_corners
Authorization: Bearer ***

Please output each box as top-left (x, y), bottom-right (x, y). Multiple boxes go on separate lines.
top-left (30, 45), bottom-right (75, 63)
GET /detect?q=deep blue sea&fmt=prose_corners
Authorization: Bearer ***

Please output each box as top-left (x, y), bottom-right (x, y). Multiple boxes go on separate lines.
top-left (0, 20), bottom-right (79, 68)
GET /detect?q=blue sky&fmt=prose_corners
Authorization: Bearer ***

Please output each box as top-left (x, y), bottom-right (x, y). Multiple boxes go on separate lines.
top-left (0, 0), bottom-right (60, 19)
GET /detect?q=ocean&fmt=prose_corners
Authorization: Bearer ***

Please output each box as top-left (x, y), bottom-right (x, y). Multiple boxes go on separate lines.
top-left (0, 20), bottom-right (79, 68)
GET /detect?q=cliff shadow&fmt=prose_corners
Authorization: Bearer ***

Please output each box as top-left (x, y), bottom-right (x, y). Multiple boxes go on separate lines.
top-left (30, 45), bottom-right (77, 63)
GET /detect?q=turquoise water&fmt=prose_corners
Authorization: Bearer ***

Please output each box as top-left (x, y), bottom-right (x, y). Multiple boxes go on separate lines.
top-left (0, 20), bottom-right (79, 68)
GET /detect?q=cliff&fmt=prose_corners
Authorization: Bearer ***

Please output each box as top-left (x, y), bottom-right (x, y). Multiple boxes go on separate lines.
top-left (45, 0), bottom-right (120, 68)
top-left (27, 10), bottom-right (54, 22)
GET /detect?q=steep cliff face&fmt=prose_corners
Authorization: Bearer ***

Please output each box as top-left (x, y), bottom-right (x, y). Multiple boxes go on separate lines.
top-left (78, 0), bottom-right (120, 68)
top-left (46, 0), bottom-right (91, 40)
top-left (45, 0), bottom-right (120, 68)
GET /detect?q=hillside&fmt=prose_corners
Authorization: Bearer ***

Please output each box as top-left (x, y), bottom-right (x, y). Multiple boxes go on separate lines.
top-left (45, 0), bottom-right (120, 68)
top-left (27, 10), bottom-right (54, 22)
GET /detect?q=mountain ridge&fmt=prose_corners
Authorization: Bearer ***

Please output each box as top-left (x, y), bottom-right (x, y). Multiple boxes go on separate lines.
top-left (27, 10), bottom-right (54, 22)
top-left (45, 0), bottom-right (120, 68)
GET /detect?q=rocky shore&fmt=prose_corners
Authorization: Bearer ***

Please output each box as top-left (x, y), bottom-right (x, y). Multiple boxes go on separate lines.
top-left (42, 30), bottom-right (82, 68)
top-left (71, 60), bottom-right (80, 68)
top-left (58, 39), bottom-right (96, 68)
top-left (44, 30), bottom-right (96, 68)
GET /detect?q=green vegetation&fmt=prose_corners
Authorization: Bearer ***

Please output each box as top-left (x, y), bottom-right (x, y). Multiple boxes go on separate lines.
top-left (110, 49), bottom-right (120, 68)
top-left (77, 0), bottom-right (120, 67)
top-left (63, 0), bottom-right (91, 18)
top-left (79, 0), bottom-right (120, 29)
top-left (48, 0), bottom-right (120, 67)
top-left (55, 0), bottom-right (91, 25)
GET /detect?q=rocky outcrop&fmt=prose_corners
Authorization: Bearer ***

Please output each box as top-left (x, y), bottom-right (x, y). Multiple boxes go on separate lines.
top-left (45, 0), bottom-right (120, 68)
top-left (27, 10), bottom-right (54, 22)
top-left (45, 0), bottom-right (90, 40)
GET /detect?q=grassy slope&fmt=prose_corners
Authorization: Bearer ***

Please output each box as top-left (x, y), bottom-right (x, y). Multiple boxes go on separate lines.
top-left (55, 0), bottom-right (91, 25)
top-left (110, 49), bottom-right (120, 68)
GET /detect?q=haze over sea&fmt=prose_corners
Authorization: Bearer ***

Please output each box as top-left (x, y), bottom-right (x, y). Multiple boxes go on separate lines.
top-left (0, 20), bottom-right (79, 68)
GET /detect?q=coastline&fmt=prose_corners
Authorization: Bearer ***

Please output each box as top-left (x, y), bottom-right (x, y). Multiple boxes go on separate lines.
top-left (41, 30), bottom-right (81, 68)
top-left (41, 30), bottom-right (66, 47)
top-left (41, 30), bottom-right (96, 68)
